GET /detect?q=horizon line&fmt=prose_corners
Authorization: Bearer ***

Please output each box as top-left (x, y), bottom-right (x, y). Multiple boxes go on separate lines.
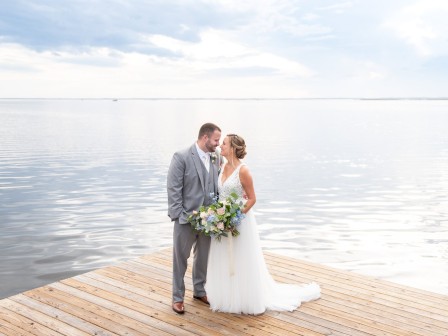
top-left (1, 97), bottom-right (448, 101)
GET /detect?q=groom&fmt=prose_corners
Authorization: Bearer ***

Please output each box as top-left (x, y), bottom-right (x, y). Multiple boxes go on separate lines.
top-left (167, 122), bottom-right (221, 314)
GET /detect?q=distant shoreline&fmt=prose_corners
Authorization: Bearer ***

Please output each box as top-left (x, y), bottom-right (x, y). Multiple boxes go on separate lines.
top-left (1, 97), bottom-right (448, 101)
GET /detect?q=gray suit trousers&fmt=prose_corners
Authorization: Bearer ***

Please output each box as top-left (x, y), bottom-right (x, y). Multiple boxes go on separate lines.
top-left (172, 220), bottom-right (211, 303)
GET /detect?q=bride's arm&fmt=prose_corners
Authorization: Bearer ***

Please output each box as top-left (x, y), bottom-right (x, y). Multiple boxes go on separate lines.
top-left (239, 166), bottom-right (256, 213)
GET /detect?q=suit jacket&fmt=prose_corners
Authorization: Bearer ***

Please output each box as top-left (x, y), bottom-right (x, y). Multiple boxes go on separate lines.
top-left (167, 143), bottom-right (220, 224)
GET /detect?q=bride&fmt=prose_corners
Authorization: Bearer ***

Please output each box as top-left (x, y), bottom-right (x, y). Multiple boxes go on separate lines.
top-left (205, 134), bottom-right (320, 315)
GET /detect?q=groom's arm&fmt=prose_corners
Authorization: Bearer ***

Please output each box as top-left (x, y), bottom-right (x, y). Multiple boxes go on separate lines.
top-left (167, 152), bottom-right (185, 221)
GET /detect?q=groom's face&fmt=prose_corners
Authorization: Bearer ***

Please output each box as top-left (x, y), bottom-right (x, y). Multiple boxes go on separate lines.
top-left (205, 130), bottom-right (221, 152)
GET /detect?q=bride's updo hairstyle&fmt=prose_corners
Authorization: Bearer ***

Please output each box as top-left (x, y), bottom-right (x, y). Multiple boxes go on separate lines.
top-left (228, 134), bottom-right (247, 159)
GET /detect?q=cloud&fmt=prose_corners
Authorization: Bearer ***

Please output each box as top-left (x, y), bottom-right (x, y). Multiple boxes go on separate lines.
top-left (350, 60), bottom-right (388, 80)
top-left (147, 29), bottom-right (313, 78)
top-left (384, 0), bottom-right (448, 57)
top-left (230, 0), bottom-right (333, 38)
top-left (0, 1), bottom-right (447, 98)
top-left (0, 0), bottom-right (243, 52)
top-left (317, 1), bottom-right (356, 13)
top-left (0, 39), bottom-right (314, 98)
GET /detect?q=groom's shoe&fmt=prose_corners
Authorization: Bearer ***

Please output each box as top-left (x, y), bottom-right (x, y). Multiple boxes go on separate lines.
top-left (193, 295), bottom-right (210, 305)
top-left (172, 301), bottom-right (185, 314)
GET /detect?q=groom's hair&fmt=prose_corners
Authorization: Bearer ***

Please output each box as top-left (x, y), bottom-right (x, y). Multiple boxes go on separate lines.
top-left (198, 123), bottom-right (221, 139)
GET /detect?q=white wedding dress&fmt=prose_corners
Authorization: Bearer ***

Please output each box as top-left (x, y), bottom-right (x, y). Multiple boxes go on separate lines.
top-left (205, 163), bottom-right (321, 315)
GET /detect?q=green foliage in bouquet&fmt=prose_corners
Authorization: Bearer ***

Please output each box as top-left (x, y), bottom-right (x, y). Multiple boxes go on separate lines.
top-left (188, 192), bottom-right (245, 241)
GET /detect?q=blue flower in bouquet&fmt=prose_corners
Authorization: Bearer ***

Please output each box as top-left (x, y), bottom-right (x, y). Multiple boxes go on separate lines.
top-left (207, 214), bottom-right (216, 223)
top-left (188, 192), bottom-right (245, 241)
top-left (231, 209), bottom-right (244, 226)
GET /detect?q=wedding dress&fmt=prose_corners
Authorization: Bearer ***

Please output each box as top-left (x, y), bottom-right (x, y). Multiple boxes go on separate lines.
top-left (205, 163), bottom-right (321, 314)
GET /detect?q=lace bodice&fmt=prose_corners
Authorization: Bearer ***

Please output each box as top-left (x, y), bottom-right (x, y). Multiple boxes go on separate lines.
top-left (218, 163), bottom-right (245, 201)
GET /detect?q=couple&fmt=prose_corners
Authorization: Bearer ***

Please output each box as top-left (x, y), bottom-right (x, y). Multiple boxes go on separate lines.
top-left (167, 123), bottom-right (320, 315)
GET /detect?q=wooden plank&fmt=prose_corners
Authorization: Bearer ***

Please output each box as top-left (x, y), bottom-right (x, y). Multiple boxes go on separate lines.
top-left (249, 254), bottom-right (448, 314)
top-left (264, 252), bottom-right (448, 304)
top-left (84, 271), bottom-right (271, 336)
top-left (321, 292), bottom-right (448, 336)
top-left (121, 259), bottom-right (330, 335)
top-left (1, 247), bottom-right (447, 336)
top-left (71, 273), bottom-right (321, 336)
top-left (125, 249), bottom-right (443, 334)
top-left (119, 258), bottom-right (440, 335)
top-left (23, 286), bottom-right (152, 336)
top-left (300, 303), bottom-right (430, 336)
top-left (9, 294), bottom-right (115, 336)
top-left (263, 253), bottom-right (448, 310)
top-left (153, 248), bottom-right (448, 309)
top-left (58, 278), bottom-right (223, 336)
top-left (274, 311), bottom-right (373, 336)
top-left (85, 269), bottom-right (327, 336)
top-left (48, 281), bottom-right (196, 336)
top-left (0, 298), bottom-right (91, 336)
top-left (146, 248), bottom-right (448, 335)
top-left (0, 305), bottom-right (37, 336)
top-left (263, 262), bottom-right (448, 325)
top-left (261, 257), bottom-right (448, 335)
top-left (267, 263), bottom-right (448, 323)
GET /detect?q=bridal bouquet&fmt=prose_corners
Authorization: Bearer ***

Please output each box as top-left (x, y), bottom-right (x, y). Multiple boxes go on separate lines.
top-left (188, 192), bottom-right (245, 241)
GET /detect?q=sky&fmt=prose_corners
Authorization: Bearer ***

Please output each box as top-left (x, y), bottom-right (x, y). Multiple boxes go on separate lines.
top-left (1, 0), bottom-right (447, 98)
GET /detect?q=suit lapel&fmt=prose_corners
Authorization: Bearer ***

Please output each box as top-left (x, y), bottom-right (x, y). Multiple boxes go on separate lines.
top-left (191, 144), bottom-right (205, 191)
top-left (211, 159), bottom-right (218, 196)
top-left (210, 153), bottom-right (219, 196)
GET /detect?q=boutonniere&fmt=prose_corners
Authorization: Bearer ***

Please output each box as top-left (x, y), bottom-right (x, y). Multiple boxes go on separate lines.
top-left (210, 153), bottom-right (217, 164)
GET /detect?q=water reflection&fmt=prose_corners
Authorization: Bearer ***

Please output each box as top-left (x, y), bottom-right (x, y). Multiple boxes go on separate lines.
top-left (1, 99), bottom-right (448, 298)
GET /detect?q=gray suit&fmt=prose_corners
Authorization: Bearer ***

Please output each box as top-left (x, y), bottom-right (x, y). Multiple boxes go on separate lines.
top-left (167, 143), bottom-right (219, 302)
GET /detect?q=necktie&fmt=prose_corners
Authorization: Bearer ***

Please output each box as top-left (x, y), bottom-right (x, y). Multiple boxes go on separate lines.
top-left (203, 154), bottom-right (210, 172)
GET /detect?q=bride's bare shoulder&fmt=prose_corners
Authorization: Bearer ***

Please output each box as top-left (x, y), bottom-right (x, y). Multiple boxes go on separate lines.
top-left (239, 164), bottom-right (252, 177)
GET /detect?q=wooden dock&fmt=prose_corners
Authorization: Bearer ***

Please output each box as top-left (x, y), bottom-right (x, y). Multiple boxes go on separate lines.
top-left (1, 248), bottom-right (447, 336)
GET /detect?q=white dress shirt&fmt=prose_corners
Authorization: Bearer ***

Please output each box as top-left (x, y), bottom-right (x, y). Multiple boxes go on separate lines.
top-left (195, 143), bottom-right (210, 172)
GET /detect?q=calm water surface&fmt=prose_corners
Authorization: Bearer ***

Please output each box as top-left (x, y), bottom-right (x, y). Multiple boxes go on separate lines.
top-left (1, 99), bottom-right (447, 298)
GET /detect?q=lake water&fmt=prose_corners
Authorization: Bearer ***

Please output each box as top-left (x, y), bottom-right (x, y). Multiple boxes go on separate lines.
top-left (1, 99), bottom-right (447, 299)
